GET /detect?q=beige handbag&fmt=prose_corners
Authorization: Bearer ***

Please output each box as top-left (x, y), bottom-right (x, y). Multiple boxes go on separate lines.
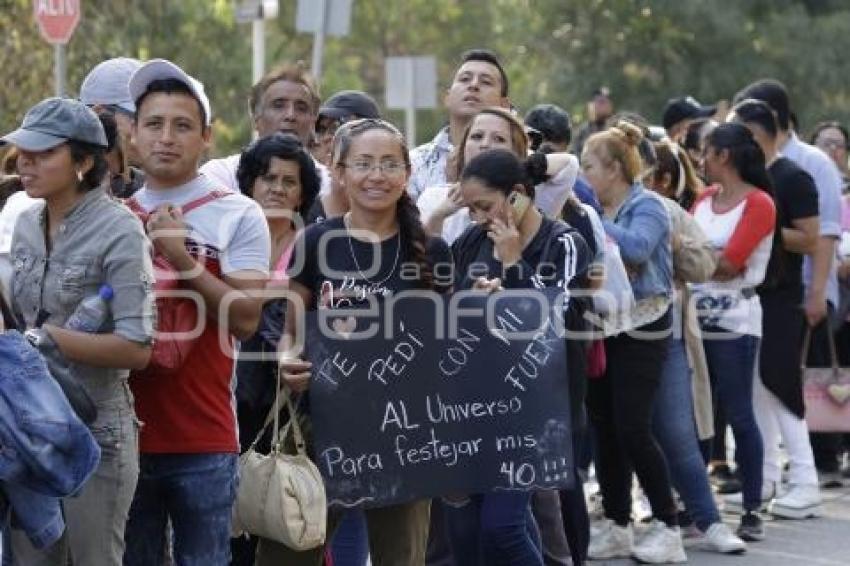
top-left (232, 369), bottom-right (327, 550)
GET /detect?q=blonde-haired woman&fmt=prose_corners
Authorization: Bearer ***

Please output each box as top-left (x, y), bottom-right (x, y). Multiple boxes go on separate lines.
top-left (582, 122), bottom-right (686, 564)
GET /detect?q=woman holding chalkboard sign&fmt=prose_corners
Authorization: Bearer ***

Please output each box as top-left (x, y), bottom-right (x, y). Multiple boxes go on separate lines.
top-left (446, 149), bottom-right (591, 566)
top-left (581, 122), bottom-right (688, 563)
top-left (262, 118), bottom-right (451, 565)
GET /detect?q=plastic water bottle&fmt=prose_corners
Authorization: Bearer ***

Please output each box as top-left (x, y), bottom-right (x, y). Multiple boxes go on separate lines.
top-left (65, 284), bottom-right (114, 332)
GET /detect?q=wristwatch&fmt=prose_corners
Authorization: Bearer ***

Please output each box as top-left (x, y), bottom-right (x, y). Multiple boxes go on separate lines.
top-left (24, 328), bottom-right (56, 351)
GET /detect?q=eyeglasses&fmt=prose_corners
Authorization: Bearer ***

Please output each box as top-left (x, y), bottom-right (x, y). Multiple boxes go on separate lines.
top-left (342, 160), bottom-right (407, 176)
top-left (817, 139), bottom-right (847, 151)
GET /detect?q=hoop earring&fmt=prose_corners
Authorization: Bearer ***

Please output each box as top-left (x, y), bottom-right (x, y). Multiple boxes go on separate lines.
top-left (76, 170), bottom-right (83, 183)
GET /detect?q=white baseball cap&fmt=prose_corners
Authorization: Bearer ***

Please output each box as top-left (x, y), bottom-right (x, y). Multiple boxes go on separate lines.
top-left (80, 57), bottom-right (143, 114)
top-left (128, 59), bottom-right (212, 126)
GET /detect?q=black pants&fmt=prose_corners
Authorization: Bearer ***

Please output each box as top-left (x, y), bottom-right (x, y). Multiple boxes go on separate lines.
top-left (587, 312), bottom-right (678, 527)
top-left (559, 425), bottom-right (590, 565)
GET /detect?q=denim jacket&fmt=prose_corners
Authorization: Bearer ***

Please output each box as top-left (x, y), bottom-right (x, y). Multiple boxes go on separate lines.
top-left (602, 183), bottom-right (673, 300)
top-left (0, 330), bottom-right (100, 548)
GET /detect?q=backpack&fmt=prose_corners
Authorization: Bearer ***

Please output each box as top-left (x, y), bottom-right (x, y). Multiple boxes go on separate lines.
top-left (125, 190), bottom-right (228, 375)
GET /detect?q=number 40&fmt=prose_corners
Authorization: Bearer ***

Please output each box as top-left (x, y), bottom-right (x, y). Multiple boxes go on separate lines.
top-left (500, 461), bottom-right (536, 488)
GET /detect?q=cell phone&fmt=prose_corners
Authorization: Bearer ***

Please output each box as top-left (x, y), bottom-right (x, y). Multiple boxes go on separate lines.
top-left (507, 191), bottom-right (532, 222)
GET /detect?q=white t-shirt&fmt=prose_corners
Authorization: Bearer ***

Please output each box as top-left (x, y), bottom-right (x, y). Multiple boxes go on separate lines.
top-left (200, 152), bottom-right (331, 195)
top-left (132, 174), bottom-right (271, 276)
top-left (690, 188), bottom-right (776, 337)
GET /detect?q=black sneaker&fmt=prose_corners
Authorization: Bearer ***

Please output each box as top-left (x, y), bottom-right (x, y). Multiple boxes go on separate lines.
top-left (736, 512), bottom-right (764, 542)
top-left (713, 466), bottom-right (743, 494)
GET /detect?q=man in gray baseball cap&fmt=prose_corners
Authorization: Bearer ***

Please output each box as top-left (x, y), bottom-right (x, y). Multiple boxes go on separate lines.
top-left (1, 97), bottom-right (107, 151)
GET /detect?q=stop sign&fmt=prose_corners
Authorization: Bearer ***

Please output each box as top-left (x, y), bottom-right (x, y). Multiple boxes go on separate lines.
top-left (34, 0), bottom-right (81, 45)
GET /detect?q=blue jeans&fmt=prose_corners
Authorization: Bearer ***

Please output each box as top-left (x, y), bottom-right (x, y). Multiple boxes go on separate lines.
top-left (444, 492), bottom-right (543, 566)
top-left (702, 330), bottom-right (764, 511)
top-left (652, 338), bottom-right (720, 531)
top-left (330, 509), bottom-right (369, 566)
top-left (123, 453), bottom-right (238, 566)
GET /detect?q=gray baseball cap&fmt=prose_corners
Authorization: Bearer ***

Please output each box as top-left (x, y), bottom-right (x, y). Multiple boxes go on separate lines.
top-left (1, 97), bottom-right (108, 152)
top-left (80, 57), bottom-right (143, 114)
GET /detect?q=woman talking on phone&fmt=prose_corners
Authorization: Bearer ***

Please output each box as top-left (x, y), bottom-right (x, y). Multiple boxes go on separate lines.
top-left (266, 118), bottom-right (451, 565)
top-left (444, 148), bottom-right (590, 566)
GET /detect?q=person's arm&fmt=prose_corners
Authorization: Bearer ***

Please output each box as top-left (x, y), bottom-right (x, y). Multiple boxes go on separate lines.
top-left (806, 158), bottom-right (843, 325)
top-left (43, 220), bottom-right (157, 369)
top-left (671, 206), bottom-right (718, 283)
top-left (602, 199), bottom-right (669, 266)
top-left (782, 216), bottom-right (819, 255)
top-left (279, 279), bottom-right (314, 393)
top-left (713, 191), bottom-right (776, 281)
top-left (41, 328), bottom-right (151, 369)
top-left (805, 236), bottom-right (835, 325)
top-left (544, 152), bottom-right (579, 179)
top-left (147, 204), bottom-right (268, 340)
top-left (419, 185), bottom-right (463, 238)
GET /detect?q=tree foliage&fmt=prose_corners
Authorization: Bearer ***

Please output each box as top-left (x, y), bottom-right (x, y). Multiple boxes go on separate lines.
top-left (2, 0), bottom-right (850, 156)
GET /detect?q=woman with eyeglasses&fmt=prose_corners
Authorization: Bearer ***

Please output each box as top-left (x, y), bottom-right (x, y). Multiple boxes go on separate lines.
top-left (305, 91), bottom-right (381, 225)
top-left (259, 118), bottom-right (451, 565)
top-left (811, 121), bottom-right (850, 193)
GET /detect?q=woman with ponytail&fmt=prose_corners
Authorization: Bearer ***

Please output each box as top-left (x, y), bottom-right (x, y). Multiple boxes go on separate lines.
top-left (691, 122), bottom-right (780, 542)
top-left (582, 121), bottom-right (687, 564)
top-left (645, 141), bottom-right (749, 554)
top-left (444, 148), bottom-right (591, 565)
top-left (264, 118), bottom-right (450, 565)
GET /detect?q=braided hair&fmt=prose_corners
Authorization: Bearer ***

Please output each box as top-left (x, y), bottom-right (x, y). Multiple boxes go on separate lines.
top-left (331, 118), bottom-right (435, 290)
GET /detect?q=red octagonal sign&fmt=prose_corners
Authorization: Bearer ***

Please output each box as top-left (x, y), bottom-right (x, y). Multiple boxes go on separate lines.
top-left (34, 0), bottom-right (81, 45)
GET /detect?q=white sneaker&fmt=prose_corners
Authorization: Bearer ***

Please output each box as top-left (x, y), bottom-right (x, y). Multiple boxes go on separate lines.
top-left (631, 520), bottom-right (687, 564)
top-left (723, 480), bottom-right (776, 514)
top-left (588, 519), bottom-right (633, 560)
top-left (769, 484), bottom-right (822, 519)
top-left (695, 522), bottom-right (747, 554)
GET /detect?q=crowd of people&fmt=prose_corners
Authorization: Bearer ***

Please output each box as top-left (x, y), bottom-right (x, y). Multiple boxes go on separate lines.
top-left (0, 45), bottom-right (848, 566)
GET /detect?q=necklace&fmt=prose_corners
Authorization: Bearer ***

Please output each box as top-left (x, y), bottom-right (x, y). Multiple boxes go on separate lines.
top-left (344, 213), bottom-right (401, 288)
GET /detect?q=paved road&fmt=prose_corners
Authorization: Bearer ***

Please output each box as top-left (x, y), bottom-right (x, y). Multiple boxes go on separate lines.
top-left (599, 484), bottom-right (850, 565)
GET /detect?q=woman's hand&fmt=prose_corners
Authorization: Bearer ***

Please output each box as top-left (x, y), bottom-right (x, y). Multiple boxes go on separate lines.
top-left (488, 216), bottom-right (523, 267)
top-left (280, 356), bottom-right (312, 393)
top-left (434, 183), bottom-right (464, 218)
top-left (472, 276), bottom-right (504, 294)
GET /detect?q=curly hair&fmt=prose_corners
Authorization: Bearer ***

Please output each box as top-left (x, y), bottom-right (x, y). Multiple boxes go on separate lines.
top-left (236, 132), bottom-right (320, 218)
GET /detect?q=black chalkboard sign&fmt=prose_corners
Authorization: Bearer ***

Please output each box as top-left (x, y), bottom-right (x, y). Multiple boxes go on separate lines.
top-left (305, 289), bottom-right (575, 508)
